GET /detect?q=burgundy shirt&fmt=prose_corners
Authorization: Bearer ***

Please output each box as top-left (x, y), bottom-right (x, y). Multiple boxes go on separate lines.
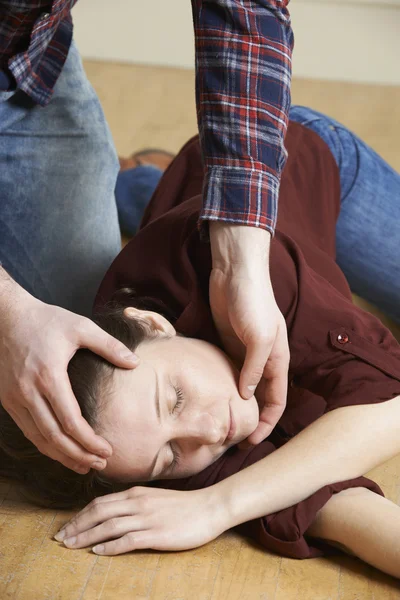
top-left (94, 123), bottom-right (400, 560)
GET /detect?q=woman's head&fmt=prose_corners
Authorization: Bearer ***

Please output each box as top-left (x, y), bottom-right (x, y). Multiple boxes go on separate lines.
top-left (0, 289), bottom-right (259, 507)
top-left (98, 307), bottom-right (259, 483)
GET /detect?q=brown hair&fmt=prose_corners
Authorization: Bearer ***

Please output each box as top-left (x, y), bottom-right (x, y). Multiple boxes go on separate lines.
top-left (0, 288), bottom-right (178, 509)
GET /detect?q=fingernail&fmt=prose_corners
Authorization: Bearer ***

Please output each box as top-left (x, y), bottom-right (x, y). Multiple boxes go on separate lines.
top-left (64, 536), bottom-right (76, 547)
top-left (247, 385), bottom-right (257, 392)
top-left (76, 466), bottom-right (89, 475)
top-left (92, 544), bottom-right (105, 554)
top-left (54, 529), bottom-right (66, 542)
top-left (120, 350), bottom-right (139, 363)
top-left (98, 448), bottom-right (112, 459)
top-left (91, 461), bottom-right (106, 470)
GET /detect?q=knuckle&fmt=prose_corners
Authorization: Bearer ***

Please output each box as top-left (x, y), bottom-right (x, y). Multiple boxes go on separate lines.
top-left (258, 333), bottom-right (275, 348)
top-left (73, 317), bottom-right (93, 338)
top-left (136, 495), bottom-right (150, 511)
top-left (62, 416), bottom-right (79, 436)
top-left (18, 380), bottom-right (33, 403)
top-left (105, 335), bottom-right (122, 355)
top-left (47, 429), bottom-right (62, 445)
top-left (250, 365), bottom-right (265, 378)
top-left (91, 497), bottom-right (102, 509)
top-left (123, 531), bottom-right (137, 544)
top-left (271, 350), bottom-right (288, 363)
top-left (33, 443), bottom-right (50, 458)
top-left (107, 518), bottom-right (120, 532)
top-left (36, 365), bottom-right (55, 389)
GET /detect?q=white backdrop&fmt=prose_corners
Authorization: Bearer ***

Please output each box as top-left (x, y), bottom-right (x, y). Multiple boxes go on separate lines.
top-left (72, 0), bottom-right (400, 85)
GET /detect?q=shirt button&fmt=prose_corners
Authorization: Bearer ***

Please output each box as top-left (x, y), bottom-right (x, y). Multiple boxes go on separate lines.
top-left (337, 333), bottom-right (349, 344)
top-left (42, 12), bottom-right (50, 19)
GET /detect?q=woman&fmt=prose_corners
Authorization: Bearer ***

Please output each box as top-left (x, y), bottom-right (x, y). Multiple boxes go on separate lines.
top-left (1, 107), bottom-right (400, 578)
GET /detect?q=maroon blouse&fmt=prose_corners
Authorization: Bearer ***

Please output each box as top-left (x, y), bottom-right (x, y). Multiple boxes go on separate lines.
top-left (94, 123), bottom-right (400, 560)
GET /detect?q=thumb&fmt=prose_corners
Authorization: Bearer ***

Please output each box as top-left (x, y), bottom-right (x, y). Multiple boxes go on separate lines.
top-left (239, 336), bottom-right (272, 399)
top-left (78, 319), bottom-right (139, 368)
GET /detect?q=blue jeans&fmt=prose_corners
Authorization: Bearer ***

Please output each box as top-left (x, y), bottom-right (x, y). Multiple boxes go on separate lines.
top-left (0, 41), bottom-right (161, 317)
top-left (290, 106), bottom-right (400, 324)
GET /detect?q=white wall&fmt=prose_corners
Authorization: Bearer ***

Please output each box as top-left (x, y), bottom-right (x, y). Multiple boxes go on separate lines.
top-left (72, 0), bottom-right (400, 85)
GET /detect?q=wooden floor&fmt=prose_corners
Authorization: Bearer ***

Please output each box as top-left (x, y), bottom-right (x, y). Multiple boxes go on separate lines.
top-left (1, 61), bottom-right (400, 599)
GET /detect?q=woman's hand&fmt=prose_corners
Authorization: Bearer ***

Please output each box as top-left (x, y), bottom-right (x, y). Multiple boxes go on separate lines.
top-left (54, 485), bottom-right (227, 555)
top-left (209, 223), bottom-right (290, 447)
top-left (0, 268), bottom-right (139, 474)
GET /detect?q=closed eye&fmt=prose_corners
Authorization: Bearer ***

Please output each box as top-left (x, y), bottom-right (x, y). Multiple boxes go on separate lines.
top-left (169, 386), bottom-right (184, 470)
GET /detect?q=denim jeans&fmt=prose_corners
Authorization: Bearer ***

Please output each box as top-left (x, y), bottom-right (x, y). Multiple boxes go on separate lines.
top-left (0, 41), bottom-right (163, 317)
top-left (0, 41), bottom-right (125, 317)
top-left (290, 106), bottom-right (400, 324)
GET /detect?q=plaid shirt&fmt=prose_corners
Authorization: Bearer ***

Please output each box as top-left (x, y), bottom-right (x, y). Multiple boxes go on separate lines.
top-left (0, 0), bottom-right (293, 237)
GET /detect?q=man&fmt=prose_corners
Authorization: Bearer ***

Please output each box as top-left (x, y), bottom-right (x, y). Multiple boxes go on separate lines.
top-left (0, 1), bottom-right (293, 474)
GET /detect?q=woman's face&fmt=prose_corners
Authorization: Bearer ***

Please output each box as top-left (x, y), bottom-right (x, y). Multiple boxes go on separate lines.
top-left (98, 308), bottom-right (259, 483)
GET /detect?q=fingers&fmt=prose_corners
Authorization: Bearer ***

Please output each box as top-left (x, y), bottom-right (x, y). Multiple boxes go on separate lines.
top-left (240, 323), bottom-right (290, 445)
top-left (57, 508), bottom-right (157, 555)
top-left (56, 498), bottom-right (137, 542)
top-left (239, 332), bottom-right (274, 399)
top-left (63, 515), bottom-right (139, 550)
top-left (10, 404), bottom-right (106, 474)
top-left (92, 531), bottom-right (153, 555)
top-left (59, 489), bottom-right (137, 531)
top-left (40, 370), bottom-right (113, 459)
top-left (77, 318), bottom-right (139, 369)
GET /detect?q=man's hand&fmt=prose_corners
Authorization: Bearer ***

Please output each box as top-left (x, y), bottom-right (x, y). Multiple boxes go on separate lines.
top-left (0, 269), bottom-right (139, 474)
top-left (209, 223), bottom-right (290, 448)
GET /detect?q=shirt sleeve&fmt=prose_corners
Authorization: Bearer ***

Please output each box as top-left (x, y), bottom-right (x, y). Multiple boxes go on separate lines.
top-left (191, 0), bottom-right (294, 241)
top-left (0, 3), bottom-right (47, 68)
top-left (159, 437), bottom-right (386, 559)
top-left (288, 256), bottom-right (400, 412)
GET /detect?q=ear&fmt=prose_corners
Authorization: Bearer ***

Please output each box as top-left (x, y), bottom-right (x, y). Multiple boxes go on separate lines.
top-left (123, 306), bottom-right (176, 337)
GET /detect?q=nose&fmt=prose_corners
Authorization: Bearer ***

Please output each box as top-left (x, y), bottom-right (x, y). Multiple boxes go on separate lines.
top-left (176, 409), bottom-right (225, 445)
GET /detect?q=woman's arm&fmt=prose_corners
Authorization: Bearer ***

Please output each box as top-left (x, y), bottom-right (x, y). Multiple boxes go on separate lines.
top-left (306, 486), bottom-right (400, 579)
top-left (210, 395), bottom-right (400, 528)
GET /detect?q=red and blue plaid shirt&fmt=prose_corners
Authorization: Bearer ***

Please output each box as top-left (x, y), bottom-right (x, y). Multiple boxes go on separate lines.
top-left (0, 0), bottom-right (293, 237)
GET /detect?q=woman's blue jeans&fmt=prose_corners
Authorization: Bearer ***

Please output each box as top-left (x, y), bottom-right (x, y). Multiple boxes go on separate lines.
top-left (289, 105), bottom-right (400, 324)
top-left (0, 39), bottom-right (399, 323)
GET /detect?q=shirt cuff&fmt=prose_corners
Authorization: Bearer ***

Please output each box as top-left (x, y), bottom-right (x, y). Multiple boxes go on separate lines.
top-left (197, 165), bottom-right (279, 243)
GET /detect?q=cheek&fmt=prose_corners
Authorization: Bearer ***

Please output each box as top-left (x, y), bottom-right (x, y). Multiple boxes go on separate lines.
top-left (179, 447), bottom-right (218, 478)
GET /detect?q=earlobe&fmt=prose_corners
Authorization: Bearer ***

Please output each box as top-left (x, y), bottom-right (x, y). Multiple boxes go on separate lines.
top-left (123, 306), bottom-right (176, 337)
